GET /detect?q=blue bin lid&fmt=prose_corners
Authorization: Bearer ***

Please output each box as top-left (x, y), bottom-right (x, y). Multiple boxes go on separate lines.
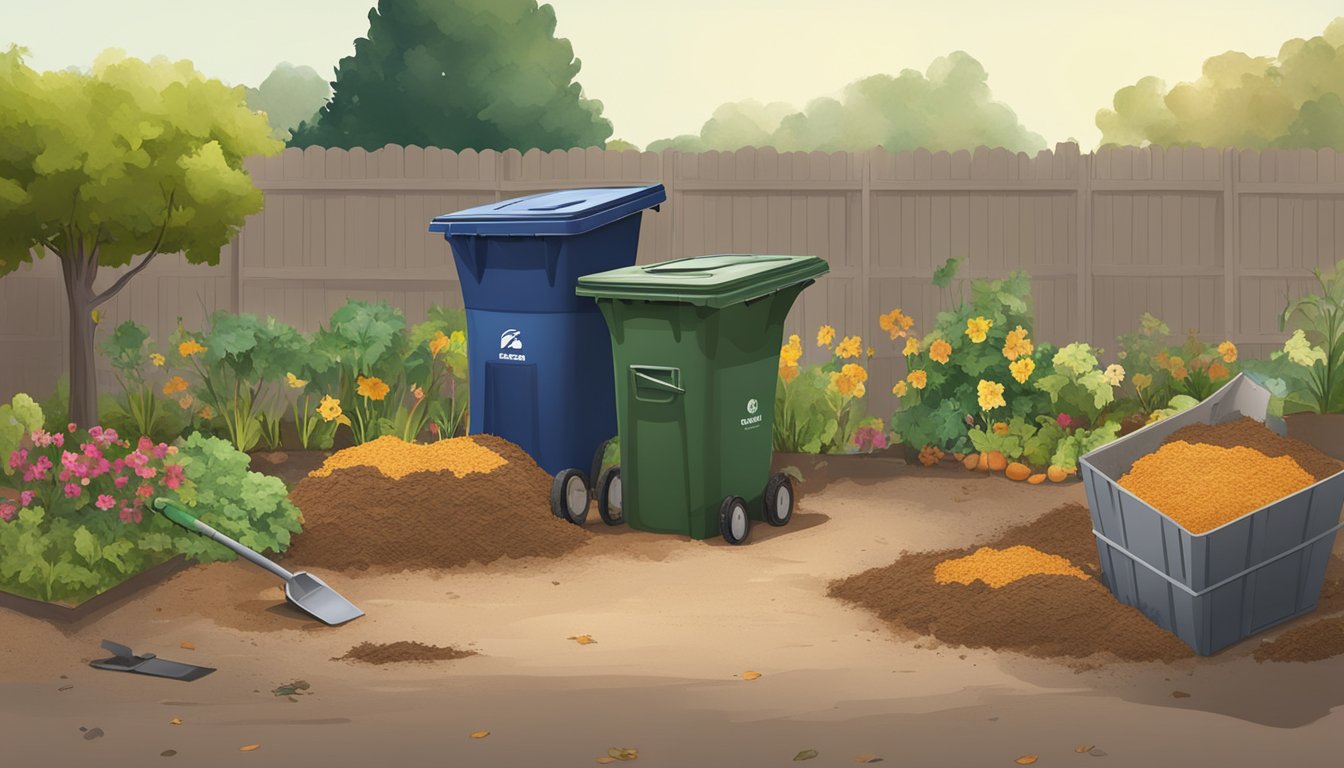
top-left (429, 184), bottom-right (666, 237)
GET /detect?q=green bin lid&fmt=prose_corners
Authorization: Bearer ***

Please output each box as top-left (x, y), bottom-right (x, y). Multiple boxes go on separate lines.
top-left (575, 254), bottom-right (829, 308)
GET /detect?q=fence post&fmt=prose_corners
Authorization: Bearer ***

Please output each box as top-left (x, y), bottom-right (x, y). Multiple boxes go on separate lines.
top-left (1076, 150), bottom-right (1092, 344)
top-left (1223, 149), bottom-right (1238, 345)
top-left (861, 149), bottom-right (873, 358)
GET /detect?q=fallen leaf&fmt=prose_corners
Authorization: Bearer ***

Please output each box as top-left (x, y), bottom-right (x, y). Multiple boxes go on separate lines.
top-left (239, 744), bottom-right (260, 752)
top-left (83, 727), bottom-right (104, 741)
top-left (169, 718), bottom-right (182, 726)
top-left (1171, 690), bottom-right (1191, 699)
top-left (1076, 745), bottom-right (1094, 753)
top-left (569, 635), bottom-right (597, 645)
top-left (741, 671), bottom-right (762, 681)
top-left (470, 730), bottom-right (489, 739)
top-left (596, 759), bottom-right (616, 765)
top-left (179, 641), bottom-right (195, 651)
top-left (794, 749), bottom-right (819, 761)
top-left (58, 684), bottom-right (74, 692)
top-left (1015, 757), bottom-right (1038, 765)
top-left (854, 753), bottom-right (883, 763)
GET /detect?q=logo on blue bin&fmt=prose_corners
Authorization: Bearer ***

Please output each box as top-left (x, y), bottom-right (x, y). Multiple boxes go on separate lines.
top-left (499, 329), bottom-right (526, 361)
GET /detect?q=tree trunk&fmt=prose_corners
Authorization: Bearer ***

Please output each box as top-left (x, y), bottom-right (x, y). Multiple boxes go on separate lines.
top-left (60, 253), bottom-right (99, 429)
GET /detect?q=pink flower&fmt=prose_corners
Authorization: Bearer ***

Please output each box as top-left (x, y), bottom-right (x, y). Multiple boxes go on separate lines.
top-left (1056, 413), bottom-right (1074, 429)
top-left (22, 466), bottom-right (38, 482)
top-left (8, 448), bottom-right (27, 470)
top-left (114, 476), bottom-right (129, 489)
top-left (136, 483), bottom-right (153, 499)
top-left (51, 432), bottom-right (64, 447)
top-left (0, 502), bottom-right (15, 522)
top-left (113, 458), bottom-right (125, 474)
top-left (429, 422), bottom-right (440, 436)
top-left (71, 462), bottom-right (90, 479)
top-left (95, 494), bottom-right (116, 511)
top-left (82, 442), bottom-right (102, 458)
top-left (138, 436), bottom-right (154, 453)
top-left (872, 432), bottom-right (889, 450)
top-left (57, 469), bottom-right (71, 483)
top-left (19, 491), bottom-right (34, 507)
top-left (61, 450), bottom-right (80, 470)
top-left (63, 483), bottom-right (81, 499)
top-left (151, 443), bottom-right (169, 460)
top-left (164, 464), bottom-right (185, 490)
top-left (67, 422), bottom-right (77, 433)
top-left (35, 455), bottom-right (52, 473)
top-left (92, 458), bottom-right (111, 477)
top-left (118, 506), bottom-right (142, 525)
top-left (125, 451), bottom-right (148, 469)
top-left (89, 426), bottom-right (118, 448)
top-left (135, 465), bottom-right (157, 480)
top-left (30, 429), bottom-right (51, 447)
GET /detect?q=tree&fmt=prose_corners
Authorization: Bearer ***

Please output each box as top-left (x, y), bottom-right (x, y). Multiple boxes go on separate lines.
top-left (647, 52), bottom-right (1045, 154)
top-left (1097, 17), bottom-right (1344, 148)
top-left (245, 63), bottom-right (331, 141)
top-left (0, 48), bottom-right (281, 428)
top-left (289, 0), bottom-right (613, 151)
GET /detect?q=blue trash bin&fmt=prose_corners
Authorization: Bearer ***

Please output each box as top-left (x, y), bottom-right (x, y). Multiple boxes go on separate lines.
top-left (428, 185), bottom-right (666, 523)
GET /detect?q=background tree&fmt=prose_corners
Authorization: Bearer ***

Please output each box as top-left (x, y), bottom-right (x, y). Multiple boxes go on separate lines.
top-left (1097, 17), bottom-right (1344, 148)
top-left (245, 63), bottom-right (331, 141)
top-left (289, 0), bottom-right (613, 151)
top-left (0, 48), bottom-right (281, 428)
top-left (647, 52), bottom-right (1044, 154)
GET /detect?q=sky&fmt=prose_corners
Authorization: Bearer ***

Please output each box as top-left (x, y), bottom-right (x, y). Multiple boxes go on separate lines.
top-left (2, 0), bottom-right (1340, 149)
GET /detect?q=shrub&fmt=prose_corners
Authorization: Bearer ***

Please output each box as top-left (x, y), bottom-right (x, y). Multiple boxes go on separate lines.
top-left (774, 327), bottom-right (878, 453)
top-left (1118, 313), bottom-right (1239, 412)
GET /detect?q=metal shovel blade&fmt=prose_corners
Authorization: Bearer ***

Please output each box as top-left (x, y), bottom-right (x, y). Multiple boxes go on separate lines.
top-left (285, 571), bottom-right (364, 625)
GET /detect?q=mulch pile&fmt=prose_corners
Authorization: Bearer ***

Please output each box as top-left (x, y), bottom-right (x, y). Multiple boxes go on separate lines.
top-left (336, 641), bottom-right (475, 665)
top-left (830, 502), bottom-right (1344, 665)
top-left (285, 434), bottom-right (589, 572)
top-left (1254, 617), bottom-right (1344, 663)
top-left (1164, 417), bottom-right (1344, 481)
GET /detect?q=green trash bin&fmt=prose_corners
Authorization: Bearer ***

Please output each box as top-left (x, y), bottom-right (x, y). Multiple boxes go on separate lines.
top-left (575, 254), bottom-right (828, 545)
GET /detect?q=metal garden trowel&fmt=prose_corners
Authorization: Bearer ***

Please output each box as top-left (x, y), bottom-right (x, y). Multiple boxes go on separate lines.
top-left (153, 498), bottom-right (363, 626)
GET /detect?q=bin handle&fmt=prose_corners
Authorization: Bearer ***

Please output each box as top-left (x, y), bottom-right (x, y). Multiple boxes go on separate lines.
top-left (632, 366), bottom-right (685, 395)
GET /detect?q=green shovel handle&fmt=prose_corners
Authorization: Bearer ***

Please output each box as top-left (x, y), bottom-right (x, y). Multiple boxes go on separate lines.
top-left (152, 498), bottom-right (200, 530)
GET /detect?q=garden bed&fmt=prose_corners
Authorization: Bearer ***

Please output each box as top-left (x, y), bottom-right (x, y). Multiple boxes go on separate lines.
top-left (0, 555), bottom-right (189, 623)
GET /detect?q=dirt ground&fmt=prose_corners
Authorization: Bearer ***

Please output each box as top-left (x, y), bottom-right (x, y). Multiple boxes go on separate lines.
top-left (2, 458), bottom-right (1342, 767)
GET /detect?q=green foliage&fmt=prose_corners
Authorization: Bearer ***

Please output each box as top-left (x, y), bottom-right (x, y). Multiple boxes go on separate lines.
top-left (1034, 343), bottom-right (1115, 425)
top-left (289, 0), bottom-right (613, 151)
top-left (169, 433), bottom-right (303, 561)
top-left (967, 416), bottom-right (1039, 461)
top-left (1049, 422), bottom-right (1123, 471)
top-left (889, 262), bottom-right (1056, 453)
top-left (774, 368), bottom-right (840, 453)
top-left (773, 332), bottom-right (874, 454)
top-left (98, 320), bottom-right (184, 442)
top-left (0, 394), bottom-right (44, 475)
top-left (648, 52), bottom-right (1045, 153)
top-left (1249, 259), bottom-right (1344, 415)
top-left (0, 432), bottom-right (302, 604)
top-left (245, 63), bottom-right (331, 140)
top-left (1097, 18), bottom-right (1344, 148)
top-left (1117, 313), bottom-right (1240, 410)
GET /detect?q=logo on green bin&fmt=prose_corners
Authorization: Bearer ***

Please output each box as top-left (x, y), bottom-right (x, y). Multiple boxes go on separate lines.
top-left (499, 329), bottom-right (526, 361)
top-left (741, 398), bottom-right (763, 429)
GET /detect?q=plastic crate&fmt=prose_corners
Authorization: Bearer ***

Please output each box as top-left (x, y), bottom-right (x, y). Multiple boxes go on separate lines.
top-left (1079, 374), bottom-right (1344, 655)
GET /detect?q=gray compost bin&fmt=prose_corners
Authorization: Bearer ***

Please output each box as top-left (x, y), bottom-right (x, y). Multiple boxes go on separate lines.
top-left (1079, 373), bottom-right (1344, 656)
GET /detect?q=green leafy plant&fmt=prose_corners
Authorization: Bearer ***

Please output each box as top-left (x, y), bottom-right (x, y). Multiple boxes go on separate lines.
top-left (890, 259), bottom-right (1057, 454)
top-left (773, 329), bottom-right (874, 453)
top-left (403, 307), bottom-right (470, 441)
top-left (97, 320), bottom-right (188, 442)
top-left (313, 300), bottom-right (411, 445)
top-left (1118, 313), bottom-right (1239, 410)
top-left (0, 393), bottom-right (43, 476)
top-left (1034, 343), bottom-right (1118, 427)
top-left (1244, 260), bottom-right (1344, 415)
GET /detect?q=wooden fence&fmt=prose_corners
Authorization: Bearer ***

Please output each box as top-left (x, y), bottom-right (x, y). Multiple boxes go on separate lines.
top-left (4, 142), bottom-right (1343, 422)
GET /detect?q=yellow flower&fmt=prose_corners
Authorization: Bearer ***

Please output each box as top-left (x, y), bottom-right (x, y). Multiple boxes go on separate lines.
top-left (977, 379), bottom-right (1006, 410)
top-left (817, 325), bottom-right (836, 347)
top-left (356, 375), bottom-right (390, 401)
top-left (879, 309), bottom-right (915, 340)
top-left (993, 422), bottom-right (1009, 435)
top-left (866, 345), bottom-right (875, 360)
top-left (1170, 364), bottom-right (1189, 381)
top-left (449, 330), bottom-right (466, 349)
top-left (853, 381), bottom-right (866, 398)
top-left (1132, 372), bottom-right (1153, 391)
top-left (150, 353), bottom-right (165, 367)
top-left (892, 381), bottom-right (909, 397)
top-left (1207, 362), bottom-right (1230, 380)
top-left (162, 376), bottom-right (189, 396)
top-left (835, 335), bottom-right (862, 359)
top-left (780, 334), bottom-right (803, 366)
top-left (1103, 364), bottom-right (1125, 387)
top-left (902, 337), bottom-right (920, 357)
top-left (907, 370), bottom-right (927, 389)
top-left (177, 394), bottom-right (194, 410)
top-left (1217, 341), bottom-right (1237, 364)
top-left (928, 339), bottom-right (952, 364)
top-left (178, 340), bottom-right (206, 357)
top-left (827, 371), bottom-right (851, 395)
top-left (841, 363), bottom-right (868, 384)
top-left (317, 395), bottom-right (344, 422)
top-left (429, 331), bottom-right (450, 357)
top-left (1009, 357), bottom-right (1035, 384)
top-left (1284, 329), bottom-right (1327, 367)
top-left (286, 372), bottom-right (308, 389)
top-left (1001, 325), bottom-right (1034, 361)
top-left (965, 316), bottom-right (993, 344)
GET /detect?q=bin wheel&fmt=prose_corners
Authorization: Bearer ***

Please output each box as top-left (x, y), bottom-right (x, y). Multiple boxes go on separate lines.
top-left (719, 496), bottom-right (750, 546)
top-left (597, 466), bottom-right (624, 526)
top-left (764, 473), bottom-right (794, 527)
top-left (551, 469), bottom-right (590, 526)
top-left (590, 439), bottom-right (612, 498)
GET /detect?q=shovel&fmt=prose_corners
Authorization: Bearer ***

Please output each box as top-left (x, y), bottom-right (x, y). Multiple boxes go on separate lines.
top-left (153, 498), bottom-right (363, 626)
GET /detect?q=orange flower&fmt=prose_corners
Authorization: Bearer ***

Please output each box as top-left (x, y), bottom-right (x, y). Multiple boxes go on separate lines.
top-left (1207, 362), bottom-right (1230, 380)
top-left (928, 339), bottom-right (952, 364)
top-left (162, 376), bottom-right (189, 396)
top-left (356, 375), bottom-right (390, 401)
top-left (177, 340), bottom-right (206, 357)
top-left (907, 370), bottom-right (927, 389)
top-left (993, 422), bottom-right (1009, 435)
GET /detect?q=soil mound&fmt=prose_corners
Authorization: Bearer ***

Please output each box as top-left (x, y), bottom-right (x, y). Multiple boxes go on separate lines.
top-left (1254, 617), bottom-right (1344, 663)
top-left (285, 434), bottom-right (589, 572)
top-left (830, 503), bottom-right (1344, 664)
top-left (336, 641), bottom-right (475, 665)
